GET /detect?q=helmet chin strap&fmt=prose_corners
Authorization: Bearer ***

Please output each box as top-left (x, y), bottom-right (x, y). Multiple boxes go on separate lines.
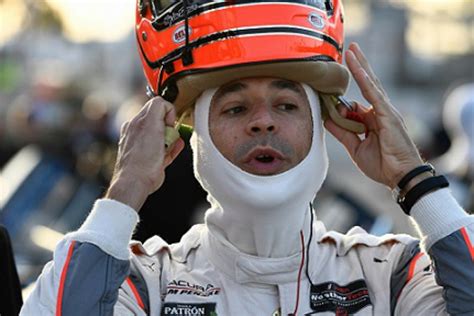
top-left (181, 0), bottom-right (194, 66)
top-left (190, 84), bottom-right (329, 258)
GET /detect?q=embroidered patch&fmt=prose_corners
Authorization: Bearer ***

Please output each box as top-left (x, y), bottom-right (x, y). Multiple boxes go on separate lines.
top-left (161, 302), bottom-right (217, 316)
top-left (173, 25), bottom-right (192, 44)
top-left (309, 280), bottom-right (372, 315)
top-left (166, 279), bottom-right (221, 297)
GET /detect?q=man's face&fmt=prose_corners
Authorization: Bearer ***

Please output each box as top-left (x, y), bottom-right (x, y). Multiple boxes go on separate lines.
top-left (209, 77), bottom-right (313, 176)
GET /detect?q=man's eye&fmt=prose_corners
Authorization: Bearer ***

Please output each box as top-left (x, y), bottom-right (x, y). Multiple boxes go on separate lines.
top-left (224, 106), bottom-right (245, 115)
top-left (278, 103), bottom-right (298, 111)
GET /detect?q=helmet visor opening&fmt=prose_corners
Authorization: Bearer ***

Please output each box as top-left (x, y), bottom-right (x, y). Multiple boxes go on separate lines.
top-left (150, 1), bottom-right (334, 26)
top-left (151, 0), bottom-right (213, 17)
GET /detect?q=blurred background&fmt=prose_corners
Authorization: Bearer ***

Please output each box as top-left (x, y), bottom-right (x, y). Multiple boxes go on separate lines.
top-left (0, 0), bottom-right (473, 308)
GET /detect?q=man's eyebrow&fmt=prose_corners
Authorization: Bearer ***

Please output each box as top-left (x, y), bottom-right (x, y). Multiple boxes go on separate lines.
top-left (270, 80), bottom-right (304, 96)
top-left (213, 82), bottom-right (247, 103)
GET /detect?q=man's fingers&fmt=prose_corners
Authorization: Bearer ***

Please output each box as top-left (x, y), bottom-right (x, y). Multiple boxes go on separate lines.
top-left (120, 121), bottom-right (129, 135)
top-left (345, 50), bottom-right (393, 116)
top-left (164, 105), bottom-right (177, 127)
top-left (348, 43), bottom-right (388, 97)
top-left (148, 96), bottom-right (176, 127)
top-left (347, 53), bottom-right (384, 105)
top-left (127, 97), bottom-right (177, 149)
top-left (351, 102), bottom-right (378, 132)
top-left (324, 118), bottom-right (361, 157)
top-left (134, 97), bottom-right (176, 130)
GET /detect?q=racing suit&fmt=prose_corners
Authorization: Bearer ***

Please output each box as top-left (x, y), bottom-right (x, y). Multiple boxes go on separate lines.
top-left (21, 188), bottom-right (474, 315)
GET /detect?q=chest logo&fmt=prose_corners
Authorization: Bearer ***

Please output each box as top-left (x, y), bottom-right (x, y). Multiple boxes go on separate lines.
top-left (166, 279), bottom-right (221, 297)
top-left (162, 303), bottom-right (217, 316)
top-left (309, 279), bottom-right (372, 315)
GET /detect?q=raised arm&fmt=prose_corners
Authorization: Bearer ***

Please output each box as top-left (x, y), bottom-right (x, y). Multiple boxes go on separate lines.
top-left (21, 97), bottom-right (184, 315)
top-left (324, 42), bottom-right (474, 314)
top-left (105, 97), bottom-right (184, 210)
top-left (389, 190), bottom-right (474, 315)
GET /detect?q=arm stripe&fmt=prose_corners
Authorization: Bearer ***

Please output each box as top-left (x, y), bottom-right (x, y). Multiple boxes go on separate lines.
top-left (126, 277), bottom-right (145, 310)
top-left (407, 252), bottom-right (424, 283)
top-left (56, 240), bottom-right (76, 316)
top-left (460, 227), bottom-right (474, 261)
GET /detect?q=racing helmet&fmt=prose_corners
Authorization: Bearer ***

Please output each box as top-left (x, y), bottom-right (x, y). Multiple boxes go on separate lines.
top-left (136, 0), bottom-right (364, 132)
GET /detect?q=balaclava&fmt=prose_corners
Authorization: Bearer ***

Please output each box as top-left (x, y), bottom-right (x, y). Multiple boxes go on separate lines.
top-left (190, 83), bottom-right (328, 258)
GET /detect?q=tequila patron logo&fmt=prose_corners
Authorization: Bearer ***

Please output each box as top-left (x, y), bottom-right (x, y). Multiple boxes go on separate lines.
top-left (161, 303), bottom-right (217, 316)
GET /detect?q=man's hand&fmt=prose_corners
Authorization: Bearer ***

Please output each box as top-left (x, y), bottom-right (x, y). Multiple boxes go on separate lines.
top-left (324, 42), bottom-right (424, 189)
top-left (105, 97), bottom-right (185, 211)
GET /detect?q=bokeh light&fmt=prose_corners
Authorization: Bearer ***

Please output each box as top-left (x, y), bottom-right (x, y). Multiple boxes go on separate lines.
top-left (0, 0), bottom-right (136, 45)
top-left (0, 0), bottom-right (27, 45)
top-left (44, 0), bottom-right (136, 43)
top-left (390, 0), bottom-right (474, 57)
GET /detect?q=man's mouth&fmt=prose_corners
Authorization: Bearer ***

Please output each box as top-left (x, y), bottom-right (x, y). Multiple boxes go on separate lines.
top-left (242, 147), bottom-right (286, 175)
top-left (255, 154), bottom-right (275, 163)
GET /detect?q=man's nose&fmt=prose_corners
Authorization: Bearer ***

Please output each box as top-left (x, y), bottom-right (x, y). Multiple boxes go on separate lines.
top-left (246, 106), bottom-right (277, 134)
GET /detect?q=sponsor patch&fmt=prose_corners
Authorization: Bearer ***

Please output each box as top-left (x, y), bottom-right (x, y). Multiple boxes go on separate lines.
top-left (161, 302), bottom-right (217, 316)
top-left (173, 25), bottom-right (192, 44)
top-left (308, 279), bottom-right (372, 315)
top-left (166, 280), bottom-right (221, 297)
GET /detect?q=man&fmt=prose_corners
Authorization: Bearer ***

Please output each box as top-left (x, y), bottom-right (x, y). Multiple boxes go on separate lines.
top-left (22, 1), bottom-right (473, 315)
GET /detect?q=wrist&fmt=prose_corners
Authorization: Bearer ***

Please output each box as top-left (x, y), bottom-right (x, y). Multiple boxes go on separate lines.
top-left (399, 171), bottom-right (433, 197)
top-left (397, 175), bottom-right (449, 215)
top-left (393, 163), bottom-right (451, 215)
top-left (390, 160), bottom-right (425, 189)
top-left (391, 163), bottom-right (435, 208)
top-left (105, 176), bottom-right (150, 212)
